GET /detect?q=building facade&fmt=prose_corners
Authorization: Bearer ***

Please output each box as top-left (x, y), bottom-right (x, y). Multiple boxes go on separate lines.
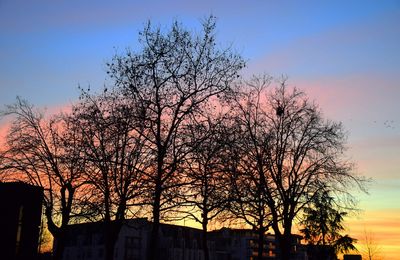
top-left (62, 219), bottom-right (210, 260)
top-left (0, 182), bottom-right (43, 260)
top-left (61, 219), bottom-right (309, 260)
top-left (209, 228), bottom-right (307, 260)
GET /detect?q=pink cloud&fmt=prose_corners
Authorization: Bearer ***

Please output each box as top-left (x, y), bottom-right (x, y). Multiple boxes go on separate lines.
top-left (0, 102), bottom-right (73, 145)
top-left (0, 119), bottom-right (11, 146)
top-left (292, 74), bottom-right (399, 120)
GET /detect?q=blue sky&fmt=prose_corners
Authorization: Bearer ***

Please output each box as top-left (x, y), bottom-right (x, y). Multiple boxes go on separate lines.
top-left (1, 0), bottom-right (399, 258)
top-left (1, 0), bottom-right (399, 106)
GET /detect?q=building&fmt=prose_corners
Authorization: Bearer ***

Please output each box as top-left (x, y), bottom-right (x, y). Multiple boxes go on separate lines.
top-left (209, 228), bottom-right (275, 259)
top-left (305, 244), bottom-right (336, 260)
top-left (62, 218), bottom-right (210, 260)
top-left (0, 182), bottom-right (43, 260)
top-left (61, 219), bottom-right (308, 260)
top-left (343, 255), bottom-right (362, 260)
top-left (209, 228), bottom-right (307, 260)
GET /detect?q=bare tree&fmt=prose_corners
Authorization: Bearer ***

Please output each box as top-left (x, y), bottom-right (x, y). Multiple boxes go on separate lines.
top-left (175, 113), bottom-right (231, 260)
top-left (0, 97), bottom-right (87, 260)
top-left (106, 16), bottom-right (244, 260)
top-left (360, 230), bottom-right (383, 260)
top-left (264, 80), bottom-right (364, 260)
top-left (70, 90), bottom-right (150, 260)
top-left (226, 77), bottom-right (364, 260)
top-left (225, 76), bottom-right (274, 260)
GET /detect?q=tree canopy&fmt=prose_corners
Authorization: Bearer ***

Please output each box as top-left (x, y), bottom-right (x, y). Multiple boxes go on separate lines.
top-left (0, 16), bottom-right (366, 260)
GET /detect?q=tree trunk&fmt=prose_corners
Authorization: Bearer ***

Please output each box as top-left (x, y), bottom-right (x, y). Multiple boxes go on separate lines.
top-left (277, 233), bottom-right (292, 260)
top-left (104, 202), bottom-right (126, 260)
top-left (45, 207), bottom-right (65, 260)
top-left (52, 232), bottom-right (65, 260)
top-left (147, 184), bottom-right (162, 260)
top-left (202, 218), bottom-right (209, 260)
top-left (257, 228), bottom-right (264, 260)
top-left (50, 185), bottom-right (74, 260)
top-left (104, 220), bottom-right (123, 260)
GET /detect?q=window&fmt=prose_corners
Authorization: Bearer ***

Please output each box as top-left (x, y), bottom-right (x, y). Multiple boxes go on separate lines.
top-left (83, 234), bottom-right (92, 246)
top-left (98, 248), bottom-right (104, 258)
top-left (125, 236), bottom-right (141, 260)
top-left (15, 205), bottom-right (24, 255)
top-left (269, 250), bottom-right (275, 257)
top-left (125, 236), bottom-right (141, 248)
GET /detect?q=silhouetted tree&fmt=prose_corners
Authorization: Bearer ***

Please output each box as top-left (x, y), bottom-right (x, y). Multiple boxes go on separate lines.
top-left (226, 76), bottom-right (274, 260)
top-left (106, 16), bottom-right (244, 260)
top-left (70, 90), bottom-right (150, 260)
top-left (360, 230), bottom-right (383, 260)
top-left (0, 98), bottom-right (88, 260)
top-left (300, 190), bottom-right (357, 257)
top-left (263, 80), bottom-right (364, 260)
top-left (177, 113), bottom-right (231, 260)
top-left (226, 77), bottom-right (364, 260)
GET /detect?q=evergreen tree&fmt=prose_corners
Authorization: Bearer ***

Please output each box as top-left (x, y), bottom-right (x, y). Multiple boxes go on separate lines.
top-left (300, 190), bottom-right (357, 256)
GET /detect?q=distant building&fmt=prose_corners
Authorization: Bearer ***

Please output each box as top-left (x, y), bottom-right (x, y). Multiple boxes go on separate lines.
top-left (61, 219), bottom-right (308, 260)
top-left (62, 218), bottom-right (210, 260)
top-left (209, 228), bottom-right (307, 260)
top-left (0, 182), bottom-right (43, 260)
top-left (209, 228), bottom-right (275, 259)
top-left (343, 255), bottom-right (362, 260)
top-left (306, 244), bottom-right (336, 260)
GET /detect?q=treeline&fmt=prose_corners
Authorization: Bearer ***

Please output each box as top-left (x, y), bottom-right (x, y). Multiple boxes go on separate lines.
top-left (0, 17), bottom-right (364, 260)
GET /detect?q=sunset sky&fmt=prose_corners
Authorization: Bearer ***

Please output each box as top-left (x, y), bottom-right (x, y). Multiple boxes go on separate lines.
top-left (1, 1), bottom-right (399, 258)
